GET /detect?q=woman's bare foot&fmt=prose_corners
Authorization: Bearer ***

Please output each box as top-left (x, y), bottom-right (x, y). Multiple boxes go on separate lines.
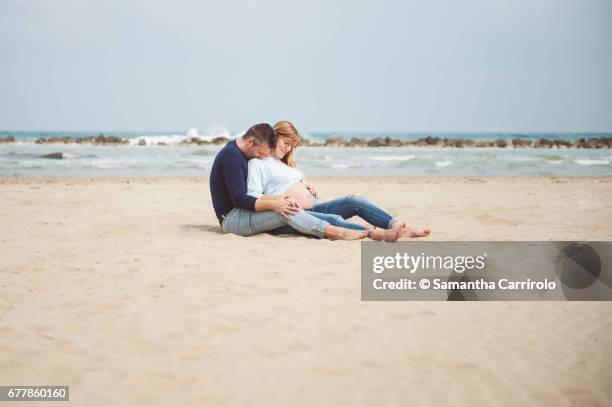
top-left (392, 222), bottom-right (431, 238)
top-left (369, 227), bottom-right (402, 242)
top-left (324, 226), bottom-right (369, 240)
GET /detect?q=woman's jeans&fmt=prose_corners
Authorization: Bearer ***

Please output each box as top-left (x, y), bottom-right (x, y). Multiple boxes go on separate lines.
top-left (311, 195), bottom-right (399, 229)
top-left (222, 207), bottom-right (330, 238)
top-left (270, 195), bottom-right (399, 235)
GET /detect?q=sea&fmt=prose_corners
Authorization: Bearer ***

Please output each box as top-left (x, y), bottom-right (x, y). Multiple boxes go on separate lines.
top-left (1, 129), bottom-right (611, 177)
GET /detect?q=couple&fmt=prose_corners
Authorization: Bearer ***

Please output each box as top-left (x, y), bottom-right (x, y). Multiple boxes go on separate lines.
top-left (209, 121), bottom-right (431, 241)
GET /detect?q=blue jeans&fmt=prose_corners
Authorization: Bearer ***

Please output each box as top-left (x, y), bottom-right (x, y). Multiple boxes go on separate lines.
top-left (311, 194), bottom-right (399, 229)
top-left (307, 211), bottom-right (368, 230)
top-left (221, 208), bottom-right (330, 238)
top-left (270, 195), bottom-right (399, 235)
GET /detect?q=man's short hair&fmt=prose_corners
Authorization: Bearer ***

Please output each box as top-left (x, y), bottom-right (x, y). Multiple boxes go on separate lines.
top-left (243, 123), bottom-right (277, 148)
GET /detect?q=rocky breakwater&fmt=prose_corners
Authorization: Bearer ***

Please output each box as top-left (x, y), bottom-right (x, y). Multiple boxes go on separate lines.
top-left (30, 134), bottom-right (129, 145)
top-left (1, 134), bottom-right (611, 148)
top-left (298, 136), bottom-right (612, 149)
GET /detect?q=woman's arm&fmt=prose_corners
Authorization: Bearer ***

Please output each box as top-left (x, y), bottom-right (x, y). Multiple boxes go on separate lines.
top-left (302, 181), bottom-right (318, 198)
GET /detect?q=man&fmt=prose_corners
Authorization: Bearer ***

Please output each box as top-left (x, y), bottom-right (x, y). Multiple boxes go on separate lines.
top-left (210, 123), bottom-right (351, 239)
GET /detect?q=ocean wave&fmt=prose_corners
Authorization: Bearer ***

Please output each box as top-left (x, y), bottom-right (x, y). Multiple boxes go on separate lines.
top-left (177, 158), bottom-right (211, 168)
top-left (368, 155), bottom-right (416, 161)
top-left (186, 149), bottom-right (216, 156)
top-left (434, 161), bottom-right (452, 167)
top-left (40, 152), bottom-right (78, 159)
top-left (128, 127), bottom-right (244, 146)
top-left (573, 158), bottom-right (610, 166)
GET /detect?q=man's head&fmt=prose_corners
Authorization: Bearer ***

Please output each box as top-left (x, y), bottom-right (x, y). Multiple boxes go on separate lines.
top-left (239, 123), bottom-right (277, 159)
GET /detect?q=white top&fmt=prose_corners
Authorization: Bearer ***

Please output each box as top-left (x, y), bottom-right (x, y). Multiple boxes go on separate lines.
top-left (247, 157), bottom-right (303, 198)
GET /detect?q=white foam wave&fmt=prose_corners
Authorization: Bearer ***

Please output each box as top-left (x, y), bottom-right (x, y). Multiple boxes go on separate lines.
top-left (130, 127), bottom-right (243, 146)
top-left (368, 155), bottom-right (416, 161)
top-left (434, 160), bottom-right (452, 167)
top-left (573, 158), bottom-right (610, 166)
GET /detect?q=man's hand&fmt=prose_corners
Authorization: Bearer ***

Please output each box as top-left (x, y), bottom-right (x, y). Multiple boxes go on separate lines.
top-left (270, 196), bottom-right (300, 219)
top-left (305, 184), bottom-right (318, 198)
top-left (283, 195), bottom-right (302, 210)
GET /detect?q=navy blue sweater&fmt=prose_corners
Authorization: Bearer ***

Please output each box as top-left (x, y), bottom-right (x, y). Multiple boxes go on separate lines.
top-left (209, 140), bottom-right (257, 221)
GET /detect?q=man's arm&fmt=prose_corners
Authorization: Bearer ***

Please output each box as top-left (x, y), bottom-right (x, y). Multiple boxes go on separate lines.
top-left (221, 153), bottom-right (257, 210)
top-left (222, 154), bottom-right (298, 217)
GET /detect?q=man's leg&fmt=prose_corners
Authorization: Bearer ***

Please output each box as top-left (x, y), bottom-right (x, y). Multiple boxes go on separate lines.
top-left (311, 194), bottom-right (399, 229)
top-left (268, 225), bottom-right (302, 236)
top-left (222, 208), bottom-right (288, 236)
top-left (222, 208), bottom-right (330, 238)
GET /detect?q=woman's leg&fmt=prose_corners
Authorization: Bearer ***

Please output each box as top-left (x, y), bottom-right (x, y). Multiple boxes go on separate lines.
top-left (311, 194), bottom-right (400, 229)
top-left (308, 208), bottom-right (402, 241)
top-left (311, 194), bottom-right (431, 238)
top-left (306, 211), bottom-right (368, 231)
top-left (286, 210), bottom-right (367, 240)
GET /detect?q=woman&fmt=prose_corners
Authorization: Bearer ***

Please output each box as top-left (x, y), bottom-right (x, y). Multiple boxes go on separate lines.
top-left (247, 121), bottom-right (431, 241)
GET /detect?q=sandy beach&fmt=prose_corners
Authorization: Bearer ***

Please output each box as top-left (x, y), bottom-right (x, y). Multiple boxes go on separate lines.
top-left (1, 176), bottom-right (611, 406)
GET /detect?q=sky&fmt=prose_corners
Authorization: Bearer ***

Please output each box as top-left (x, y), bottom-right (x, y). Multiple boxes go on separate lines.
top-left (0, 0), bottom-right (611, 133)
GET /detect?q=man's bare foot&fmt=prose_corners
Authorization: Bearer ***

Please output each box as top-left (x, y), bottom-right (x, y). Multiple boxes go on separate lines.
top-left (325, 226), bottom-right (369, 240)
top-left (392, 222), bottom-right (431, 238)
top-left (369, 227), bottom-right (402, 242)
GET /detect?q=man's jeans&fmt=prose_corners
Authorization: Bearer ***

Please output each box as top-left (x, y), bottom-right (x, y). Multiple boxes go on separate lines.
top-left (221, 208), bottom-right (330, 238)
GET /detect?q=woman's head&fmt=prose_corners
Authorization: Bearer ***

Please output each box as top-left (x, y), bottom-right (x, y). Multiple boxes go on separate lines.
top-left (272, 121), bottom-right (301, 168)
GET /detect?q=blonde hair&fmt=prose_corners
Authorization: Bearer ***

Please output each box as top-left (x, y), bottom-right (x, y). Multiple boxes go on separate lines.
top-left (273, 121), bottom-right (301, 169)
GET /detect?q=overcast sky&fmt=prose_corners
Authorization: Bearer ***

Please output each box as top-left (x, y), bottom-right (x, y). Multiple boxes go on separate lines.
top-left (0, 0), bottom-right (610, 133)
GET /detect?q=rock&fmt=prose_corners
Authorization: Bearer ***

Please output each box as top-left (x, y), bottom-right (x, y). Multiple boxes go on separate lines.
top-left (574, 138), bottom-right (587, 148)
top-left (138, 139), bottom-right (147, 146)
top-left (367, 137), bottom-right (389, 147)
top-left (417, 136), bottom-right (440, 146)
top-left (512, 139), bottom-right (532, 148)
top-left (0, 135), bottom-right (15, 143)
top-left (554, 139), bottom-right (572, 149)
top-left (325, 137), bottom-right (347, 147)
top-left (443, 139), bottom-right (470, 148)
top-left (41, 152), bottom-right (66, 159)
top-left (347, 137), bottom-right (368, 147)
top-left (387, 138), bottom-right (403, 147)
top-left (495, 139), bottom-right (508, 148)
top-left (586, 138), bottom-right (600, 149)
top-left (212, 137), bottom-right (229, 145)
top-left (92, 134), bottom-right (127, 144)
top-left (535, 138), bottom-right (553, 148)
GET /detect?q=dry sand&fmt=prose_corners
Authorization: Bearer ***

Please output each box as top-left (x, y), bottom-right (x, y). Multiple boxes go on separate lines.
top-left (1, 176), bottom-right (611, 406)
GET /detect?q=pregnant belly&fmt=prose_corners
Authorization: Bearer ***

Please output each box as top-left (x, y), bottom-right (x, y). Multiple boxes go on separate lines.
top-left (285, 183), bottom-right (315, 209)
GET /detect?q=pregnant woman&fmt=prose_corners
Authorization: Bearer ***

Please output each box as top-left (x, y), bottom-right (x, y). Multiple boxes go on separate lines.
top-left (247, 121), bottom-right (431, 241)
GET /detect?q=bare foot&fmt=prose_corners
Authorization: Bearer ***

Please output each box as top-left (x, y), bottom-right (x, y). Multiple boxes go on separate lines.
top-left (392, 222), bottom-right (431, 238)
top-left (369, 227), bottom-right (402, 242)
top-left (325, 226), bottom-right (369, 240)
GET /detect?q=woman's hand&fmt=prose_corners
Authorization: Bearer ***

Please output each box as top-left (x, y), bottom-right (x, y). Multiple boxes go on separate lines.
top-left (305, 184), bottom-right (318, 198)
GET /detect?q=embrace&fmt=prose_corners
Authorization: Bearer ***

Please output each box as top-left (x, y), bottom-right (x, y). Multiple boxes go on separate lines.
top-left (209, 122), bottom-right (431, 241)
